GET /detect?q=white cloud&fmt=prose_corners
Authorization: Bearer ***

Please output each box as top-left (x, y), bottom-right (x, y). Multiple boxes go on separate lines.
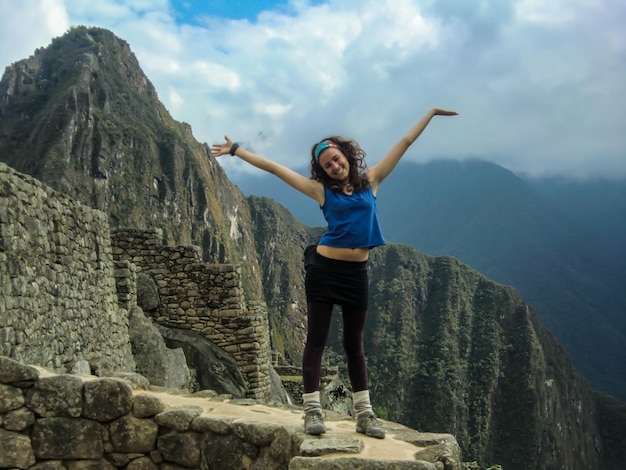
top-left (189, 60), bottom-right (241, 90)
top-left (168, 87), bottom-right (183, 110)
top-left (516, 0), bottom-right (586, 27)
top-left (0, 0), bottom-right (69, 67)
top-left (0, 0), bottom-right (624, 179)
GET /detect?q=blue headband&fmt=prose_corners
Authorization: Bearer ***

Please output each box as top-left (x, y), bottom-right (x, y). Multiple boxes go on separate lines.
top-left (314, 140), bottom-right (339, 163)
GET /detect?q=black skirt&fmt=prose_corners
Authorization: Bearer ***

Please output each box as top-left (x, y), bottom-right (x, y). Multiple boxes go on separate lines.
top-left (305, 250), bottom-right (369, 309)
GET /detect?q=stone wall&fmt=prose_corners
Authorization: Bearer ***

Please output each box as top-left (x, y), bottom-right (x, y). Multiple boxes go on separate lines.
top-left (0, 357), bottom-right (297, 470)
top-left (0, 356), bottom-right (463, 470)
top-left (0, 162), bottom-right (271, 400)
top-left (110, 229), bottom-right (272, 400)
top-left (0, 162), bottom-right (135, 374)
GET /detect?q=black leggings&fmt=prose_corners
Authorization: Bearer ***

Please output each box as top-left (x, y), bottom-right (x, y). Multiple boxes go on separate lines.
top-left (302, 301), bottom-right (369, 393)
top-left (303, 251), bottom-right (370, 393)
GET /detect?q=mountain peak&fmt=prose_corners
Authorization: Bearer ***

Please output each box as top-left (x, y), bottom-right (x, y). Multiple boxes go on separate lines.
top-left (0, 26), bottom-right (168, 175)
top-left (2, 26), bottom-right (156, 108)
top-left (0, 26), bottom-right (264, 298)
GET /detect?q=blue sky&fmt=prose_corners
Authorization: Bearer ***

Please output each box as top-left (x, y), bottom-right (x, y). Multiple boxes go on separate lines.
top-left (0, 0), bottom-right (625, 180)
top-left (170, 0), bottom-right (291, 22)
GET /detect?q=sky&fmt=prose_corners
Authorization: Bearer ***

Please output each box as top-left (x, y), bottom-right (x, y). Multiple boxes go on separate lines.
top-left (0, 0), bottom-right (625, 180)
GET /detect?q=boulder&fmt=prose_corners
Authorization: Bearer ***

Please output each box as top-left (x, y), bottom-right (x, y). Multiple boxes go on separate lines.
top-left (136, 273), bottom-right (160, 312)
top-left (128, 307), bottom-right (191, 389)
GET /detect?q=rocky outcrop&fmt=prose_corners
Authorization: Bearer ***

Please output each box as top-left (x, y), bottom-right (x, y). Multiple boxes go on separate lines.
top-left (0, 357), bottom-right (462, 470)
top-left (128, 306), bottom-right (191, 390)
top-left (156, 325), bottom-right (248, 398)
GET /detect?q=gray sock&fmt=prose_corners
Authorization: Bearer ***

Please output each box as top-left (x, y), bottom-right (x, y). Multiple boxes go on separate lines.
top-left (353, 390), bottom-right (373, 418)
top-left (303, 391), bottom-right (322, 414)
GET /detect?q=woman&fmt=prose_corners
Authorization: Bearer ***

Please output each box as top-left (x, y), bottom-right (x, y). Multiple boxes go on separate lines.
top-left (211, 107), bottom-right (458, 438)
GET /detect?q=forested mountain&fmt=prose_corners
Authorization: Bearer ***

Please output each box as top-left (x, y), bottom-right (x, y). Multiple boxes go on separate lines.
top-left (1, 26), bottom-right (625, 469)
top-left (0, 25), bottom-right (264, 297)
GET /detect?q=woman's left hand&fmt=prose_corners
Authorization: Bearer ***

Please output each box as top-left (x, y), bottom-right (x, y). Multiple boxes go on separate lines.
top-left (211, 136), bottom-right (235, 157)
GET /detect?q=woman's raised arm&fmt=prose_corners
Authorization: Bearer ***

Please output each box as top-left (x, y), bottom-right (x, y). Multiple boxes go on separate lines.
top-left (211, 136), bottom-right (324, 204)
top-left (368, 108), bottom-right (458, 192)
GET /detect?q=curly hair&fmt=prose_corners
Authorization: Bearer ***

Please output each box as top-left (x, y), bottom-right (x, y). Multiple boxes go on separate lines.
top-left (310, 136), bottom-right (370, 193)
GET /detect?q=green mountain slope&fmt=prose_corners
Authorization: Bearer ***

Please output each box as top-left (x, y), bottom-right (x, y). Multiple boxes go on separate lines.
top-left (246, 195), bottom-right (324, 362)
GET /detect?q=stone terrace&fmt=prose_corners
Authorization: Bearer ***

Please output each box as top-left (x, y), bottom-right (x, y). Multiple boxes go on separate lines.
top-left (0, 356), bottom-right (462, 470)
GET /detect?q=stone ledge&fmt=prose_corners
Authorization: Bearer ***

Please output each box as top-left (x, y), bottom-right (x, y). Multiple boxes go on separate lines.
top-left (145, 388), bottom-right (462, 469)
top-left (0, 357), bottom-right (462, 469)
top-left (289, 456), bottom-right (440, 469)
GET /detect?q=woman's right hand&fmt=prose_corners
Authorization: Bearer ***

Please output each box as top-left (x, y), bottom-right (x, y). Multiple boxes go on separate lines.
top-left (211, 135), bottom-right (235, 157)
top-left (432, 108), bottom-right (458, 116)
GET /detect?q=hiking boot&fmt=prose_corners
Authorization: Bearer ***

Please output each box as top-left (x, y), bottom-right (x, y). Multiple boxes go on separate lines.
top-left (304, 409), bottom-right (327, 435)
top-left (356, 412), bottom-right (386, 439)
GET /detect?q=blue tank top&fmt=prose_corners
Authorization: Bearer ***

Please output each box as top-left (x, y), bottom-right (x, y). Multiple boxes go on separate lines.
top-left (318, 185), bottom-right (386, 249)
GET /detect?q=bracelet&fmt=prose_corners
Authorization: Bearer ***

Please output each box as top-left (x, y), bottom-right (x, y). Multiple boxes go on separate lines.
top-left (230, 143), bottom-right (240, 156)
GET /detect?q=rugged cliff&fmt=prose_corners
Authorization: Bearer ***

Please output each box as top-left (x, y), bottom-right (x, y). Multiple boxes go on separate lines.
top-left (1, 27), bottom-right (625, 469)
top-left (246, 195), bottom-right (324, 363)
top-left (365, 245), bottom-right (599, 468)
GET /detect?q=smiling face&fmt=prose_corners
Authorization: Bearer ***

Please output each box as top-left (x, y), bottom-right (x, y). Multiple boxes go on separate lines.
top-left (318, 147), bottom-right (350, 182)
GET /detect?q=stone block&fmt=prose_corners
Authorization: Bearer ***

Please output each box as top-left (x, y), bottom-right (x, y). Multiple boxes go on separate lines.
top-left (300, 437), bottom-right (364, 457)
top-left (126, 456), bottom-right (158, 470)
top-left (65, 459), bottom-right (117, 469)
top-left (82, 378), bottom-right (133, 422)
top-left (0, 383), bottom-right (25, 412)
top-left (158, 432), bottom-right (202, 468)
top-left (31, 417), bottom-right (104, 460)
top-left (233, 420), bottom-right (281, 447)
top-left (191, 414), bottom-right (234, 435)
top-left (201, 433), bottom-right (256, 470)
top-left (26, 374), bottom-right (83, 418)
top-left (0, 428), bottom-right (36, 469)
top-left (132, 393), bottom-right (165, 418)
top-left (109, 415), bottom-right (159, 453)
top-left (155, 406), bottom-right (203, 432)
top-left (3, 407), bottom-right (35, 431)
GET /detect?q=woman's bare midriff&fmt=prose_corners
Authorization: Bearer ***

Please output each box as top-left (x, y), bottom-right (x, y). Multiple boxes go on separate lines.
top-left (316, 245), bottom-right (369, 262)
